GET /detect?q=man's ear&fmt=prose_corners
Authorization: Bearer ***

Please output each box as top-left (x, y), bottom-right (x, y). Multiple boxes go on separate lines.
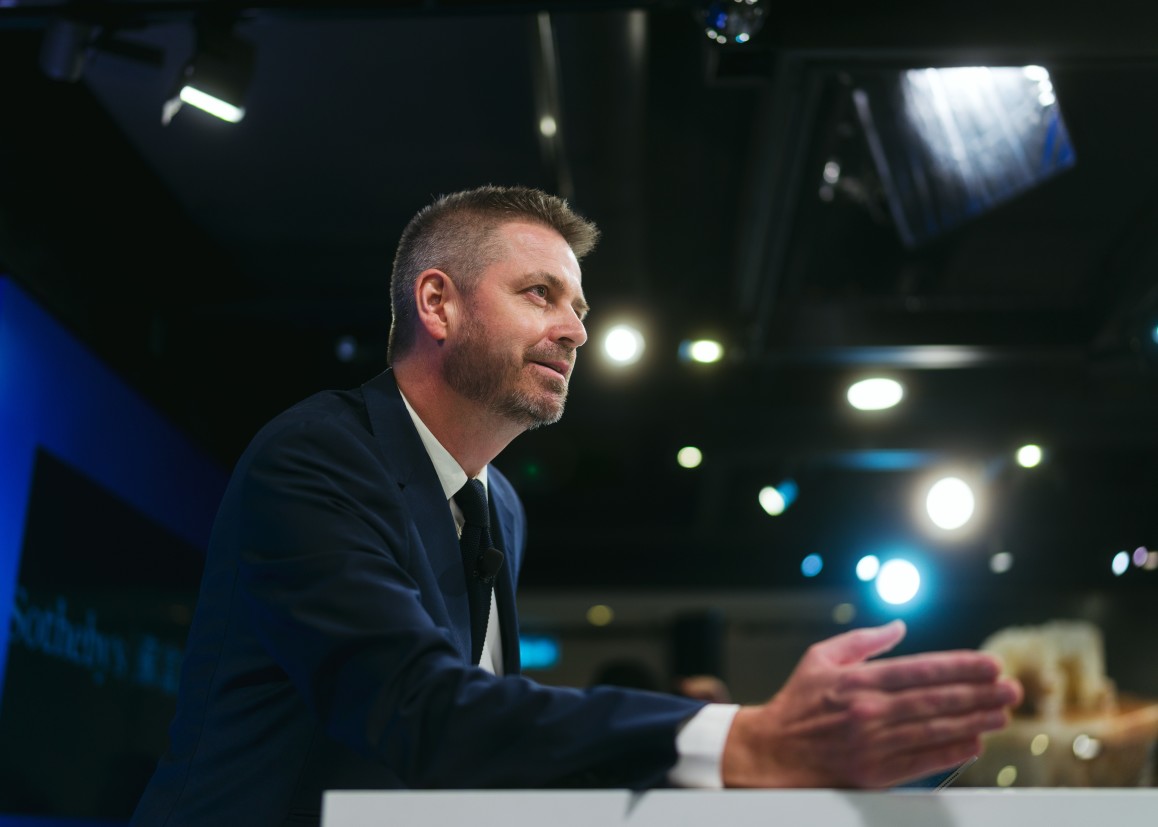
top-left (414, 269), bottom-right (454, 343)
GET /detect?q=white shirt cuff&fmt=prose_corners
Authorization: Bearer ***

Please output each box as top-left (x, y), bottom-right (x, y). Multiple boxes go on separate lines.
top-left (667, 703), bottom-right (740, 788)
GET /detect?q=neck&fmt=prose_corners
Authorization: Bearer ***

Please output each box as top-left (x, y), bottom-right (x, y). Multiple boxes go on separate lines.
top-left (393, 358), bottom-right (525, 478)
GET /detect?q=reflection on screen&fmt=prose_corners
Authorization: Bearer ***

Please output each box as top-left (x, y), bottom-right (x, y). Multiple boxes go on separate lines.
top-left (1, 449), bottom-right (205, 819)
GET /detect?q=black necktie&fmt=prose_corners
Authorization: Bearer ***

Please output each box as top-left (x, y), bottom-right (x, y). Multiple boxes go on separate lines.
top-left (454, 479), bottom-right (504, 666)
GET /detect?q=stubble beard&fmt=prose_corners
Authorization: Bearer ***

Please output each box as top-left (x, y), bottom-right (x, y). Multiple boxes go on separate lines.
top-left (443, 314), bottom-right (571, 430)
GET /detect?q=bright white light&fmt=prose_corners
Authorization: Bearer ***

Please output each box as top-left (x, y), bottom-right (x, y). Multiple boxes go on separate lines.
top-left (1072, 734), bottom-right (1101, 760)
top-left (990, 551), bottom-right (1014, 574)
top-left (1016, 444), bottom-right (1043, 468)
top-left (686, 339), bottom-right (724, 363)
top-left (603, 324), bottom-right (644, 365)
top-left (735, 32), bottom-right (750, 43)
top-left (823, 160), bottom-right (841, 184)
top-left (179, 85), bottom-right (245, 123)
top-left (758, 486), bottom-right (786, 516)
top-left (1133, 546), bottom-right (1149, 567)
top-left (1039, 90), bottom-right (1057, 107)
top-left (847, 378), bottom-right (904, 411)
top-left (1112, 551), bottom-right (1130, 576)
top-left (677, 446), bottom-right (703, 469)
top-left (855, 555), bottom-right (880, 581)
top-left (926, 476), bottom-right (975, 530)
top-left (539, 115), bottom-right (558, 137)
top-left (875, 559), bottom-right (921, 605)
top-left (1023, 65), bottom-right (1050, 82)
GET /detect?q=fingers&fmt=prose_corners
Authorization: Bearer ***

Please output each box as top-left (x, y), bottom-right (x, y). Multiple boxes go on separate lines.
top-left (812, 619), bottom-right (907, 666)
top-left (842, 650), bottom-right (1005, 692)
top-left (882, 706), bottom-right (1009, 751)
top-left (878, 679), bottom-right (1022, 724)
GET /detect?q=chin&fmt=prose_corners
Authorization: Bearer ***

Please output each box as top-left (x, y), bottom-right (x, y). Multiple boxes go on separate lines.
top-left (502, 389), bottom-right (566, 430)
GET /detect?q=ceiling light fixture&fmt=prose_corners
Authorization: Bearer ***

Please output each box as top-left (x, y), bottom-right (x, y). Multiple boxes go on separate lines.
top-left (602, 324), bottom-right (645, 366)
top-left (1016, 444), bottom-right (1043, 468)
top-left (847, 377), bottom-right (904, 411)
top-left (699, 0), bottom-right (766, 46)
top-left (758, 478), bottom-right (797, 516)
top-left (679, 338), bottom-right (724, 364)
top-left (875, 558), bottom-right (921, 605)
top-left (677, 446), bottom-right (703, 469)
top-left (925, 476), bottom-right (976, 531)
top-left (163, 22), bottom-right (254, 125)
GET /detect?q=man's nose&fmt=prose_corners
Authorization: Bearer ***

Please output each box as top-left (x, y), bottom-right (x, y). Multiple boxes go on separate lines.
top-left (555, 308), bottom-right (587, 348)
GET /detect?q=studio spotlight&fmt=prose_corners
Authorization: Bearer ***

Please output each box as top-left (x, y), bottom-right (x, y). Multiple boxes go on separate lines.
top-left (700, 0), bottom-right (767, 45)
top-left (679, 339), bottom-right (725, 364)
top-left (676, 446), bottom-right (703, 469)
top-left (875, 559), bottom-right (921, 605)
top-left (1016, 444), bottom-right (1043, 468)
top-left (855, 555), bottom-right (881, 581)
top-left (602, 324), bottom-right (645, 366)
top-left (925, 476), bottom-right (975, 531)
top-left (758, 479), bottom-right (798, 516)
top-left (847, 377), bottom-right (904, 411)
top-left (163, 23), bottom-right (254, 125)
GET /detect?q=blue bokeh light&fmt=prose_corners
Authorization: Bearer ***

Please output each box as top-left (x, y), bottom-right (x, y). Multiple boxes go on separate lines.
top-left (519, 635), bottom-right (560, 670)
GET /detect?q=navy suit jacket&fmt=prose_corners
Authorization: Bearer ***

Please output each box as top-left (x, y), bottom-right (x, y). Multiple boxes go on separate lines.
top-left (132, 370), bottom-right (705, 826)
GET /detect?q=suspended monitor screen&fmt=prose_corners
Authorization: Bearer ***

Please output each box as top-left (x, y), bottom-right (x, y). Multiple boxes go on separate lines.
top-left (853, 65), bottom-right (1077, 248)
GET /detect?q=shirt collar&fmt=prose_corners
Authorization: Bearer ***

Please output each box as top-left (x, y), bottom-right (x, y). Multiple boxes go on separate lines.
top-left (398, 388), bottom-right (487, 501)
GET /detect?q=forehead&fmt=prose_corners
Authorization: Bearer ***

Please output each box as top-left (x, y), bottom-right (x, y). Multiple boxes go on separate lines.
top-left (490, 221), bottom-right (582, 281)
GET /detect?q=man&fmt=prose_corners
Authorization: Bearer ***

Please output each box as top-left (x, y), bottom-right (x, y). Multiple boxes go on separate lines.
top-left (131, 185), bottom-right (1021, 825)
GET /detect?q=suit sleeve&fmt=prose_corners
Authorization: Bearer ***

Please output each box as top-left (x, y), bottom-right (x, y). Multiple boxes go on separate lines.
top-left (232, 412), bottom-right (706, 789)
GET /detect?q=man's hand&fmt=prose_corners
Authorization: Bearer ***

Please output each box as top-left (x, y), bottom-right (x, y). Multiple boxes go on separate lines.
top-left (721, 620), bottom-right (1023, 789)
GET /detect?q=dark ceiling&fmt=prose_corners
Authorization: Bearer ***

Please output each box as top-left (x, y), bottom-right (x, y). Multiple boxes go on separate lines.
top-left (2, 1), bottom-right (1157, 596)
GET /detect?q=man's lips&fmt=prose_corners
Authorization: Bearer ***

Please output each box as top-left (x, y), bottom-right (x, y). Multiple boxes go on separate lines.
top-left (530, 359), bottom-right (571, 379)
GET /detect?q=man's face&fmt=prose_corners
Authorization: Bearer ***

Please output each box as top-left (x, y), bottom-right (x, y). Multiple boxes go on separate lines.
top-left (442, 221), bottom-right (589, 429)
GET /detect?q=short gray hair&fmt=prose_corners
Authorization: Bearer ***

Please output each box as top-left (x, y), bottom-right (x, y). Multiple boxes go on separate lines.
top-left (387, 184), bottom-right (599, 363)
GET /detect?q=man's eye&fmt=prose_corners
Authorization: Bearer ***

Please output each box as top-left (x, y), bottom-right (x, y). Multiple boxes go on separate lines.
top-left (528, 285), bottom-right (548, 298)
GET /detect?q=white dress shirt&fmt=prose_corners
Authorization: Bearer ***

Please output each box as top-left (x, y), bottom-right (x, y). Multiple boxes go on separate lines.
top-left (397, 390), bottom-right (737, 787)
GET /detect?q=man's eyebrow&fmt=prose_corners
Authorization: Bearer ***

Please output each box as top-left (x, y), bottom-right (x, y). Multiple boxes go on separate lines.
top-left (531, 271), bottom-right (590, 319)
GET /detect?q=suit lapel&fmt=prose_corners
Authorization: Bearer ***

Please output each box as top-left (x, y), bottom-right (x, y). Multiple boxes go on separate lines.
top-left (488, 491), bottom-right (521, 675)
top-left (361, 370), bottom-right (472, 662)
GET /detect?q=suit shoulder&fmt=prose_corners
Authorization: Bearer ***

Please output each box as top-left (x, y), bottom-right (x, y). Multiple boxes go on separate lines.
top-left (241, 386), bottom-right (375, 464)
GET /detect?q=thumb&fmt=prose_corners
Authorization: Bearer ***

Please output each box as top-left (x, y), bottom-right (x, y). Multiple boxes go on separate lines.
top-left (816, 619), bottom-right (906, 666)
